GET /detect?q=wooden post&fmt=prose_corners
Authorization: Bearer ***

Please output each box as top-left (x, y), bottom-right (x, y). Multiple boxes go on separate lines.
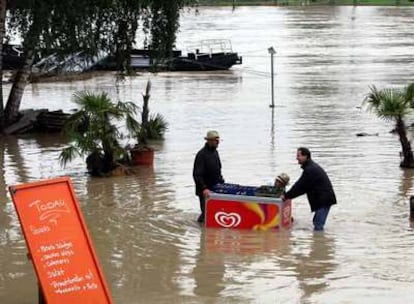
top-left (28, 254), bottom-right (46, 303)
top-left (410, 196), bottom-right (414, 221)
top-left (38, 284), bottom-right (46, 304)
top-left (0, 0), bottom-right (7, 130)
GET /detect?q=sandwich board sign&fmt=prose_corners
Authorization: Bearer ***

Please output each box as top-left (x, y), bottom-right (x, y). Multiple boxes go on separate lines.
top-left (9, 177), bottom-right (113, 304)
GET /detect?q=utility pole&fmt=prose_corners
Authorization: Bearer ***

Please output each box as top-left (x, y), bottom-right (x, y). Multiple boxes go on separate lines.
top-left (268, 46), bottom-right (276, 108)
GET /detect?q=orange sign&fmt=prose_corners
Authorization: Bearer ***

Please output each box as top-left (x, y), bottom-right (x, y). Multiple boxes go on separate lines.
top-left (9, 177), bottom-right (113, 304)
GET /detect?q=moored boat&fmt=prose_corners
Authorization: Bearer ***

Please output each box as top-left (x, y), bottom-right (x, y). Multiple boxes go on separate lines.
top-left (2, 39), bottom-right (242, 73)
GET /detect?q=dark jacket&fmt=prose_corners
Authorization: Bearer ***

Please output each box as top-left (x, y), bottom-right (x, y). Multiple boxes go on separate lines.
top-left (285, 159), bottom-right (336, 212)
top-left (193, 144), bottom-right (224, 195)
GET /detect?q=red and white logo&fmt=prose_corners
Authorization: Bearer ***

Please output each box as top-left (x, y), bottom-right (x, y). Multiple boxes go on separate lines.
top-left (214, 212), bottom-right (241, 228)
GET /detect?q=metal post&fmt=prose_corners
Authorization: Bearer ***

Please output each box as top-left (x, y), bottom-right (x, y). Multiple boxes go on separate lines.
top-left (271, 107), bottom-right (275, 149)
top-left (268, 47), bottom-right (276, 108)
top-left (270, 53), bottom-right (274, 108)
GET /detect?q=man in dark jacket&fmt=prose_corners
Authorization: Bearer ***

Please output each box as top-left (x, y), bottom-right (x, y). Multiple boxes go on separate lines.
top-left (282, 147), bottom-right (336, 231)
top-left (193, 130), bottom-right (224, 223)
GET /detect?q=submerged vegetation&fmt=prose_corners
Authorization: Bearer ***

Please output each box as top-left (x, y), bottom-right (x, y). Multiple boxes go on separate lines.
top-left (60, 83), bottom-right (168, 176)
top-left (60, 91), bottom-right (140, 176)
top-left (135, 80), bottom-right (168, 148)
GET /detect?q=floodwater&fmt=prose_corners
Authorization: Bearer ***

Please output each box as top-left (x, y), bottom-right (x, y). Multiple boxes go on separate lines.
top-left (1, 5), bottom-right (414, 304)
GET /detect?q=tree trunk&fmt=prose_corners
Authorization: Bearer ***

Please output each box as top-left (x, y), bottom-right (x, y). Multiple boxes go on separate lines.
top-left (0, 0), bottom-right (7, 130)
top-left (396, 117), bottom-right (414, 168)
top-left (141, 80), bottom-right (151, 129)
top-left (4, 49), bottom-right (35, 126)
top-left (142, 94), bottom-right (150, 128)
top-left (0, 138), bottom-right (6, 200)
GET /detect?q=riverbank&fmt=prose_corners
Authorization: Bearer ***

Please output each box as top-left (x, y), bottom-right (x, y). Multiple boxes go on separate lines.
top-left (197, 0), bottom-right (414, 6)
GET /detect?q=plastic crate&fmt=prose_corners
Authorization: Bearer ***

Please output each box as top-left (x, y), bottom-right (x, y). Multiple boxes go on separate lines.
top-left (211, 183), bottom-right (258, 196)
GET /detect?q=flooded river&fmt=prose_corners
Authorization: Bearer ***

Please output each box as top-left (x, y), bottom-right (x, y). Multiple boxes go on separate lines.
top-left (1, 6), bottom-right (414, 304)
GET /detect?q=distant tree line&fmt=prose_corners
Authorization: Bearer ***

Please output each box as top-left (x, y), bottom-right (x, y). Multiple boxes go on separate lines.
top-left (196, 0), bottom-right (414, 6)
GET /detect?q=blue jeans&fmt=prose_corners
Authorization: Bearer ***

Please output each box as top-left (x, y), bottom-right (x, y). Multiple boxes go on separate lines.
top-left (313, 206), bottom-right (331, 231)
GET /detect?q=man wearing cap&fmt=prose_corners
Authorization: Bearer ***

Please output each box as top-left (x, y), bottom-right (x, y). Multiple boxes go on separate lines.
top-left (282, 147), bottom-right (336, 231)
top-left (275, 173), bottom-right (290, 191)
top-left (193, 130), bottom-right (225, 223)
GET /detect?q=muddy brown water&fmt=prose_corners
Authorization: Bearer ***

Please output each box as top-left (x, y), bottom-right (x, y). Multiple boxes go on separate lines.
top-left (1, 6), bottom-right (414, 304)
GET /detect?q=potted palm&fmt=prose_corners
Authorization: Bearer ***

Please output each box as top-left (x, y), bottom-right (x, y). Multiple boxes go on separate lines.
top-left (60, 91), bottom-right (140, 176)
top-left (364, 83), bottom-right (414, 168)
top-left (130, 80), bottom-right (168, 166)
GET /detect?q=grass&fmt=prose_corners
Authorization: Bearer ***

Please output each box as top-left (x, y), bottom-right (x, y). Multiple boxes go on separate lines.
top-left (197, 0), bottom-right (414, 6)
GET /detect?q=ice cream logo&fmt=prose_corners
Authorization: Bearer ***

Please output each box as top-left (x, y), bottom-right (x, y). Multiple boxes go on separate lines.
top-left (214, 212), bottom-right (241, 228)
top-left (242, 202), bottom-right (280, 231)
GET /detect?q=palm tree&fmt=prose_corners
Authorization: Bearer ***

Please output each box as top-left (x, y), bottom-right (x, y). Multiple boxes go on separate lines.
top-left (364, 83), bottom-right (414, 168)
top-left (60, 91), bottom-right (140, 176)
top-left (136, 80), bottom-right (168, 146)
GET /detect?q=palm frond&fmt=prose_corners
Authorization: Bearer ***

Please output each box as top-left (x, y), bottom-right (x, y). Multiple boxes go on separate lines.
top-left (116, 100), bottom-right (139, 115)
top-left (63, 111), bottom-right (89, 135)
top-left (73, 91), bottom-right (113, 113)
top-left (126, 114), bottom-right (141, 134)
top-left (364, 85), bottom-right (382, 110)
top-left (145, 113), bottom-right (168, 140)
top-left (364, 86), bottom-right (411, 121)
top-left (59, 145), bottom-right (80, 167)
top-left (404, 83), bottom-right (414, 107)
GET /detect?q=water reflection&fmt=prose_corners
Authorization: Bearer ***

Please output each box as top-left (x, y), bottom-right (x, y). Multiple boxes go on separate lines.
top-left (198, 229), bottom-right (336, 302)
top-left (196, 229), bottom-right (296, 302)
top-left (0, 138), bottom-right (7, 200)
top-left (3, 137), bottom-right (30, 183)
top-left (193, 229), bottom-right (226, 298)
top-left (0, 134), bottom-right (71, 187)
top-left (292, 234), bottom-right (336, 303)
top-left (0, 138), bottom-right (37, 304)
top-left (81, 168), bottom-right (185, 303)
top-left (202, 228), bottom-right (291, 257)
top-left (399, 168), bottom-right (414, 198)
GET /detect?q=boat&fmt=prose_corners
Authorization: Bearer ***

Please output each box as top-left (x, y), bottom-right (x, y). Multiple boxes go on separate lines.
top-left (91, 39), bottom-right (242, 71)
top-left (168, 39), bottom-right (242, 71)
top-left (2, 39), bottom-right (242, 73)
